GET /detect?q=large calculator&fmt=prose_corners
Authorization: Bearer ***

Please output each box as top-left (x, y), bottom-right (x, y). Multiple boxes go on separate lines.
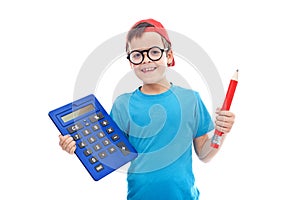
top-left (48, 94), bottom-right (137, 181)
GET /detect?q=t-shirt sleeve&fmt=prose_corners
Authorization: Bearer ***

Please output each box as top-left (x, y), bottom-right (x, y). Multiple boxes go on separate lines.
top-left (194, 92), bottom-right (214, 138)
top-left (109, 95), bottom-right (130, 137)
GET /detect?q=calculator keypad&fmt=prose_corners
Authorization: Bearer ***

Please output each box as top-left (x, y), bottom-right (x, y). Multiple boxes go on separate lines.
top-left (67, 112), bottom-right (132, 174)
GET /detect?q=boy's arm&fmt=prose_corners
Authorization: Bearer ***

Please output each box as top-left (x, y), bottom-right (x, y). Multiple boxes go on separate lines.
top-left (193, 109), bottom-right (235, 163)
top-left (193, 132), bottom-right (228, 163)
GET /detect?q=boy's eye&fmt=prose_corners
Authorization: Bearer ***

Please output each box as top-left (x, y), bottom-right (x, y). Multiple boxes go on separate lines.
top-left (150, 50), bottom-right (160, 55)
top-left (132, 53), bottom-right (141, 59)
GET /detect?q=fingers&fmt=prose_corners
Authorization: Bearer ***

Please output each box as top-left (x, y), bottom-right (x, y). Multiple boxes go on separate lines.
top-left (59, 135), bottom-right (76, 154)
top-left (215, 108), bottom-right (235, 133)
top-left (216, 108), bottom-right (235, 118)
top-left (215, 120), bottom-right (232, 133)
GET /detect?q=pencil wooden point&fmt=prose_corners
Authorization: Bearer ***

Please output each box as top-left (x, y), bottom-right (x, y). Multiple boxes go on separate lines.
top-left (232, 69), bottom-right (238, 81)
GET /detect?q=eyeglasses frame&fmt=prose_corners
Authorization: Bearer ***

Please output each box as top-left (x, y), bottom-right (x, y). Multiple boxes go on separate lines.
top-left (126, 46), bottom-right (169, 65)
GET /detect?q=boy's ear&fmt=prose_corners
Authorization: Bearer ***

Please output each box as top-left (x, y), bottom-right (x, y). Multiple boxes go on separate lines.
top-left (167, 49), bottom-right (174, 65)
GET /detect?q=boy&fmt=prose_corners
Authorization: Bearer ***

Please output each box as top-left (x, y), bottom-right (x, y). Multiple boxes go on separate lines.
top-left (59, 19), bottom-right (235, 199)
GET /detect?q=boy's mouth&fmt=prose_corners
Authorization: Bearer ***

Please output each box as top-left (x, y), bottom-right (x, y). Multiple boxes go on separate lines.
top-left (141, 67), bottom-right (157, 73)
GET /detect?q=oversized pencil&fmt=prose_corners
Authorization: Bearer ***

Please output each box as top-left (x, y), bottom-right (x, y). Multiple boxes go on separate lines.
top-left (211, 70), bottom-right (239, 148)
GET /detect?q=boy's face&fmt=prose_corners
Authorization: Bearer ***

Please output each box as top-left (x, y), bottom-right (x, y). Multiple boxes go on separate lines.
top-left (127, 32), bottom-right (173, 85)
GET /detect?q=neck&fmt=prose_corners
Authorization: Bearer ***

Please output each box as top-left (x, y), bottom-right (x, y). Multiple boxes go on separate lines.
top-left (141, 81), bottom-right (171, 95)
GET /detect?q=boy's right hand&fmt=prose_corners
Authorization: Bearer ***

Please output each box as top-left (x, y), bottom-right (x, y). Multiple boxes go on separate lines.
top-left (59, 135), bottom-right (76, 154)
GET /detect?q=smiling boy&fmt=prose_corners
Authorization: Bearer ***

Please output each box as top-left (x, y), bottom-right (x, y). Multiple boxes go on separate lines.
top-left (59, 19), bottom-right (235, 200)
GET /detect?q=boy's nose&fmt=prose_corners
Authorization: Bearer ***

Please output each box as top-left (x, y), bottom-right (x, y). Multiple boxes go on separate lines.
top-left (142, 52), bottom-right (151, 64)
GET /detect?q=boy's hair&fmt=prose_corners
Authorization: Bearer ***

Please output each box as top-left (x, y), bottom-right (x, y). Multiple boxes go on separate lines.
top-left (126, 19), bottom-right (175, 66)
top-left (126, 22), bottom-right (171, 54)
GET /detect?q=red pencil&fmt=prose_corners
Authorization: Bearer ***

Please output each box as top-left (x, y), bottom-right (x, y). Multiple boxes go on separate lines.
top-left (211, 69), bottom-right (239, 148)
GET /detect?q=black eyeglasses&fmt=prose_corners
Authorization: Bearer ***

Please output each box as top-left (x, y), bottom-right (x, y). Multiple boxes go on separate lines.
top-left (127, 46), bottom-right (168, 65)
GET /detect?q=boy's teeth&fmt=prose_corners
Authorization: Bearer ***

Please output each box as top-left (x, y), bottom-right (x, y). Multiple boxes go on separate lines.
top-left (142, 67), bottom-right (155, 72)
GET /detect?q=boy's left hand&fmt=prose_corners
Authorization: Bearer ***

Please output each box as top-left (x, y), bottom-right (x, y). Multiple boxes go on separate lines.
top-left (215, 108), bottom-right (235, 133)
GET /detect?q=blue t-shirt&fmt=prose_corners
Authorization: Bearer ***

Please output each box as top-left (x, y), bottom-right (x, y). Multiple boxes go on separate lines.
top-left (110, 85), bottom-right (214, 200)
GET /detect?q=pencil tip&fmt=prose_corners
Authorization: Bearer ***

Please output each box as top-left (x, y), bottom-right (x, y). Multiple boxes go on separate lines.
top-left (236, 69), bottom-right (239, 72)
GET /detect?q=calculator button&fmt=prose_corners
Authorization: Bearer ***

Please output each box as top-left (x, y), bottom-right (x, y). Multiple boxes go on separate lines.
top-left (89, 156), bottom-right (98, 164)
top-left (92, 124), bottom-right (100, 131)
top-left (93, 144), bottom-right (102, 151)
top-left (89, 112), bottom-right (104, 123)
top-left (108, 146), bottom-right (117, 154)
top-left (99, 151), bottom-right (108, 159)
top-left (106, 127), bottom-right (114, 134)
top-left (82, 129), bottom-right (91, 136)
top-left (78, 141), bottom-right (87, 148)
top-left (88, 136), bottom-right (97, 144)
top-left (72, 133), bottom-right (82, 141)
top-left (84, 148), bottom-right (93, 156)
top-left (83, 119), bottom-right (90, 126)
top-left (102, 139), bottom-right (111, 146)
top-left (111, 134), bottom-right (120, 141)
top-left (117, 142), bottom-right (130, 156)
top-left (100, 120), bottom-right (109, 127)
top-left (97, 131), bottom-right (105, 139)
top-left (95, 164), bottom-right (104, 172)
top-left (67, 123), bottom-right (83, 133)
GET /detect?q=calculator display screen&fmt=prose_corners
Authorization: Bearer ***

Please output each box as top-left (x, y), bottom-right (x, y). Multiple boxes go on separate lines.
top-left (61, 104), bottom-right (95, 122)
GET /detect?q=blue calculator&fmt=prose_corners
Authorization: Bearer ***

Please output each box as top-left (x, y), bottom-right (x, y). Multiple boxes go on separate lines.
top-left (48, 94), bottom-right (137, 181)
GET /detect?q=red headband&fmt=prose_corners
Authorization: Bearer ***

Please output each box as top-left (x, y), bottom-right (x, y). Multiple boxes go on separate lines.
top-left (129, 19), bottom-right (175, 67)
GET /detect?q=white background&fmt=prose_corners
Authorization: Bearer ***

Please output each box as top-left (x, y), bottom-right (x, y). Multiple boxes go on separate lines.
top-left (1, 0), bottom-right (299, 199)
